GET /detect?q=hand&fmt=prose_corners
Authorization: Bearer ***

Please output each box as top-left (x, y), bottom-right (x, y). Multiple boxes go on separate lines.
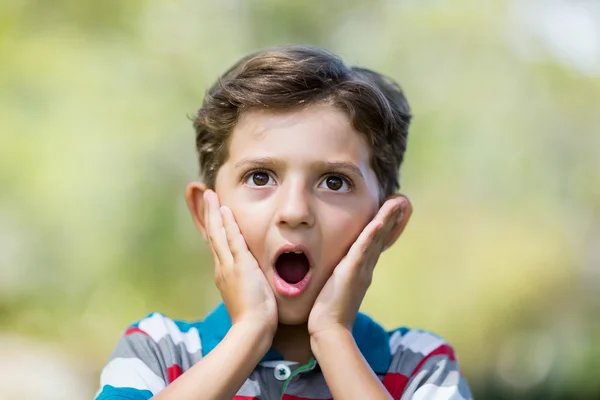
top-left (308, 198), bottom-right (405, 338)
top-left (203, 189), bottom-right (278, 336)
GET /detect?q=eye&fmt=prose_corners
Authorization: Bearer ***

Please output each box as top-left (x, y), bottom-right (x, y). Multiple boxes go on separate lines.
top-left (319, 175), bottom-right (351, 192)
top-left (244, 170), bottom-right (276, 187)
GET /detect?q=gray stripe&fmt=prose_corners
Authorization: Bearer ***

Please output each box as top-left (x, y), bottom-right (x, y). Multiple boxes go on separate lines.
top-left (235, 375), bottom-right (262, 397)
top-left (109, 331), bottom-right (203, 383)
top-left (400, 354), bottom-right (473, 399)
top-left (109, 332), bottom-right (166, 379)
top-left (103, 317), bottom-right (472, 399)
top-left (388, 345), bottom-right (428, 377)
top-left (284, 369), bottom-right (332, 399)
top-left (254, 366), bottom-right (285, 400)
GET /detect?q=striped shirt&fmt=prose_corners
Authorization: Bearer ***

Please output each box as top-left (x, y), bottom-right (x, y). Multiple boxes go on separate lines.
top-left (96, 303), bottom-right (472, 399)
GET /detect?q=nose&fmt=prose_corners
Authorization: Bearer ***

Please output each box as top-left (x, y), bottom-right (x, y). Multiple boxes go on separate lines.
top-left (275, 178), bottom-right (315, 229)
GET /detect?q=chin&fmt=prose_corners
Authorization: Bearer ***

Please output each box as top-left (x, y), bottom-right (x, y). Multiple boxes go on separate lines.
top-left (276, 303), bottom-right (310, 326)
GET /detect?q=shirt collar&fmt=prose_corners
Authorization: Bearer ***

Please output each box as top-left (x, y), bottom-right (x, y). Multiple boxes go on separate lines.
top-left (200, 302), bottom-right (392, 374)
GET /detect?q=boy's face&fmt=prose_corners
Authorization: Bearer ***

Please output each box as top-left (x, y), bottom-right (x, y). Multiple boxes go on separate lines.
top-left (200, 105), bottom-right (385, 325)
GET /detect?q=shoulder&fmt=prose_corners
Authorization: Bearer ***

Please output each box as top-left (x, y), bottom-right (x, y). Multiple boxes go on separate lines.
top-left (388, 326), bottom-right (455, 363)
top-left (385, 326), bottom-right (458, 379)
top-left (123, 311), bottom-right (203, 355)
top-left (95, 312), bottom-right (204, 400)
top-left (384, 326), bottom-right (473, 399)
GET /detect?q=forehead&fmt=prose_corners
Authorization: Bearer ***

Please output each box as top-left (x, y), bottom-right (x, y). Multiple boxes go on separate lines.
top-left (227, 105), bottom-right (372, 165)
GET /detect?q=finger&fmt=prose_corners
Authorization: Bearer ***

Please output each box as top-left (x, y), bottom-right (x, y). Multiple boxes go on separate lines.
top-left (377, 199), bottom-right (404, 240)
top-left (202, 192), bottom-right (221, 268)
top-left (376, 198), bottom-right (403, 225)
top-left (344, 218), bottom-right (383, 269)
top-left (341, 199), bottom-right (402, 272)
top-left (208, 240), bottom-right (221, 269)
top-left (204, 190), bottom-right (233, 266)
top-left (365, 201), bottom-right (399, 248)
top-left (352, 201), bottom-right (403, 267)
top-left (220, 206), bottom-right (251, 259)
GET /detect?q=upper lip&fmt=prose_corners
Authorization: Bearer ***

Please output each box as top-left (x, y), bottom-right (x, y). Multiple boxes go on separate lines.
top-left (272, 243), bottom-right (314, 269)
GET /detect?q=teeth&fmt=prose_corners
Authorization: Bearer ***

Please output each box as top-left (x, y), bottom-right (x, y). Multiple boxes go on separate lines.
top-left (294, 251), bottom-right (303, 254)
top-left (284, 250), bottom-right (304, 254)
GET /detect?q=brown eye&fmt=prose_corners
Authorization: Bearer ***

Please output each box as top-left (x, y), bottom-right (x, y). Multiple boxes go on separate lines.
top-left (252, 172), bottom-right (270, 186)
top-left (326, 176), bottom-right (343, 191)
top-left (319, 174), bottom-right (351, 192)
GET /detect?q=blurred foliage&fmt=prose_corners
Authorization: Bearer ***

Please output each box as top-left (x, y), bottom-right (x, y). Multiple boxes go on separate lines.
top-left (1, 0), bottom-right (599, 398)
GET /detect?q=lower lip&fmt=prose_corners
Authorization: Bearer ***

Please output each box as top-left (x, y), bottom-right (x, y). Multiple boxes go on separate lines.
top-left (273, 269), bottom-right (312, 297)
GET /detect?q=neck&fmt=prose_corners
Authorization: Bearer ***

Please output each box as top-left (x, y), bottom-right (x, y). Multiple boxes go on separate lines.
top-left (271, 323), bottom-right (312, 364)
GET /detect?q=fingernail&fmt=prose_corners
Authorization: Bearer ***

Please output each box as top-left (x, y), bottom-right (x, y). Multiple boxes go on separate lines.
top-left (397, 199), bottom-right (405, 211)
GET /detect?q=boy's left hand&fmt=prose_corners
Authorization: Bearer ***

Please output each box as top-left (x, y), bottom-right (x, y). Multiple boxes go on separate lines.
top-left (308, 197), bottom-right (406, 338)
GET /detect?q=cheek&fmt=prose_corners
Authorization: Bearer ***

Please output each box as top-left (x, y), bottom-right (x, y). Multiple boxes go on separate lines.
top-left (228, 204), bottom-right (269, 262)
top-left (321, 210), bottom-right (371, 268)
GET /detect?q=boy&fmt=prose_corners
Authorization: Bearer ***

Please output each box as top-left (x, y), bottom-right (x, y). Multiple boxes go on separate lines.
top-left (95, 45), bottom-right (473, 400)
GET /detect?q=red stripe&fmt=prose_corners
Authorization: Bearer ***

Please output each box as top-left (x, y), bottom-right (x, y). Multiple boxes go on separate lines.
top-left (382, 372), bottom-right (409, 399)
top-left (279, 373), bottom-right (410, 400)
top-left (410, 344), bottom-right (456, 378)
top-left (124, 327), bottom-right (149, 337)
top-left (167, 364), bottom-right (183, 383)
top-left (277, 374), bottom-right (410, 400)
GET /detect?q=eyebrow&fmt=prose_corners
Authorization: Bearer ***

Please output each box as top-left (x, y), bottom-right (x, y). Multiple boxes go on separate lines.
top-left (234, 157), bottom-right (364, 179)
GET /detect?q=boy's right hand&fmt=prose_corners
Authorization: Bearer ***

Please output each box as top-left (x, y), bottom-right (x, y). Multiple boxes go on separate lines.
top-left (203, 189), bottom-right (278, 336)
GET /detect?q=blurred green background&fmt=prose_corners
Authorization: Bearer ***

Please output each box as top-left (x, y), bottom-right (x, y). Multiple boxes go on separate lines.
top-left (1, 0), bottom-right (599, 399)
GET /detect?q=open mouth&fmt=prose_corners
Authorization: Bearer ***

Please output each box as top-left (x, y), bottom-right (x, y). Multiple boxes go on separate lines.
top-left (272, 247), bottom-right (312, 297)
top-left (275, 251), bottom-right (310, 284)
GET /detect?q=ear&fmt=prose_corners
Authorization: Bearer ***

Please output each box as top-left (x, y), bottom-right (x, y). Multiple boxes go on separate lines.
top-left (185, 181), bottom-right (209, 242)
top-left (382, 194), bottom-right (413, 251)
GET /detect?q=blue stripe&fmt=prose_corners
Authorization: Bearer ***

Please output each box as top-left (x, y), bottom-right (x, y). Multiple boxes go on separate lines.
top-left (392, 326), bottom-right (410, 337)
top-left (95, 385), bottom-right (153, 400)
top-left (127, 312), bottom-right (201, 334)
top-left (173, 318), bottom-right (203, 333)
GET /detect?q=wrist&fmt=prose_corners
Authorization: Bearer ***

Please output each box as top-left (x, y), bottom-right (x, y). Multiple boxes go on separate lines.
top-left (310, 325), bottom-right (353, 354)
top-left (230, 321), bottom-right (275, 353)
top-left (310, 326), bottom-right (391, 400)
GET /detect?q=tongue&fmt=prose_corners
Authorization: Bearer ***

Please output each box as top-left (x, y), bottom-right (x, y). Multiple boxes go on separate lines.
top-left (276, 253), bottom-right (309, 284)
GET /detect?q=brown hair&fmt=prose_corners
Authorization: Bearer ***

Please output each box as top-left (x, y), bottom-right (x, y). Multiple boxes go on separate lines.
top-left (193, 44), bottom-right (411, 201)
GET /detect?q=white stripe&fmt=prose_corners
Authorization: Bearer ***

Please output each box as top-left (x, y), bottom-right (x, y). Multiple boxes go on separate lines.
top-left (138, 313), bottom-right (202, 354)
top-left (399, 330), bottom-right (445, 355)
top-left (412, 384), bottom-right (466, 400)
top-left (389, 330), bottom-right (403, 354)
top-left (100, 357), bottom-right (166, 395)
top-left (259, 360), bottom-right (297, 368)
